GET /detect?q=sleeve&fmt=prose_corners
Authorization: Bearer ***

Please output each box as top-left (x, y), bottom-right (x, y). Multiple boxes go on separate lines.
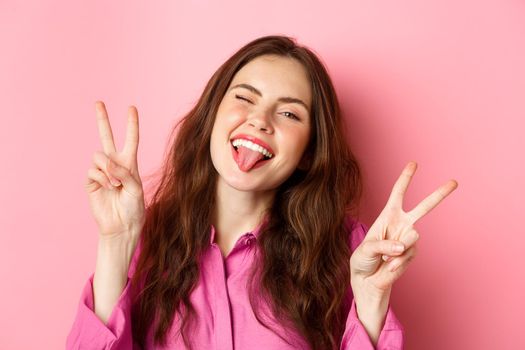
top-left (65, 239), bottom-right (143, 350)
top-left (339, 217), bottom-right (405, 350)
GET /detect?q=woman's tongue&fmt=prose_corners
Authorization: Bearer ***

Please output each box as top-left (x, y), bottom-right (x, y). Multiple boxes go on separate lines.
top-left (236, 147), bottom-right (265, 172)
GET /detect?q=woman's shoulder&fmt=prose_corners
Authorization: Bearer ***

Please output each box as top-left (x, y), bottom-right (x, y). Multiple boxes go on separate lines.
top-left (343, 213), bottom-right (369, 252)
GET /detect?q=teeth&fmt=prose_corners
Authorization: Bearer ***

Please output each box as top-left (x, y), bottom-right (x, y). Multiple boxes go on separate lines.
top-left (232, 139), bottom-right (273, 158)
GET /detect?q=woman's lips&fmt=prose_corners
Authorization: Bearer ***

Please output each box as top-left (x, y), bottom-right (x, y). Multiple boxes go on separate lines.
top-left (229, 133), bottom-right (275, 156)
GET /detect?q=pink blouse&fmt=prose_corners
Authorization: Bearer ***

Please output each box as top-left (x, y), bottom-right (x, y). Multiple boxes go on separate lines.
top-left (66, 216), bottom-right (404, 349)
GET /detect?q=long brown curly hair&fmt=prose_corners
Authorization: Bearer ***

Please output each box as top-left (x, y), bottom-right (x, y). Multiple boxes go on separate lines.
top-left (130, 35), bottom-right (363, 350)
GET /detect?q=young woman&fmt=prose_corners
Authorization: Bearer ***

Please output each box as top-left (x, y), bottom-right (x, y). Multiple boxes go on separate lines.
top-left (66, 35), bottom-right (457, 350)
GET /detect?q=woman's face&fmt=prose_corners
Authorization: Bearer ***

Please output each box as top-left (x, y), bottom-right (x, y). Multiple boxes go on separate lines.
top-left (210, 54), bottom-right (312, 193)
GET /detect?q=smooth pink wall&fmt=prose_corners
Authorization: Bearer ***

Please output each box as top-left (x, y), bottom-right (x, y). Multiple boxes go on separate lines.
top-left (1, 1), bottom-right (523, 349)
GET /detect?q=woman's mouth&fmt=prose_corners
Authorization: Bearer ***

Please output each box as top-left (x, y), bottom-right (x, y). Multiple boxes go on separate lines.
top-left (231, 139), bottom-right (273, 172)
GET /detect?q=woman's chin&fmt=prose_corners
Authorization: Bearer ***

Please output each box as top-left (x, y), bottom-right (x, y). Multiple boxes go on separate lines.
top-left (217, 172), bottom-right (274, 193)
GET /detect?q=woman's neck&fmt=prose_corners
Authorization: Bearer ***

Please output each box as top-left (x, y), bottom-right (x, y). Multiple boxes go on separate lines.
top-left (212, 177), bottom-right (274, 254)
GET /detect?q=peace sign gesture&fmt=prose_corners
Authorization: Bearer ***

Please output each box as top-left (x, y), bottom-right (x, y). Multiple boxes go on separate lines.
top-left (350, 161), bottom-right (458, 297)
top-left (85, 101), bottom-right (145, 243)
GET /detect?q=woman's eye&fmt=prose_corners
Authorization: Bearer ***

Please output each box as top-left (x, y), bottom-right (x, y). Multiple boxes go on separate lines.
top-left (235, 94), bottom-right (299, 121)
top-left (235, 94), bottom-right (252, 104)
top-left (282, 111), bottom-right (300, 121)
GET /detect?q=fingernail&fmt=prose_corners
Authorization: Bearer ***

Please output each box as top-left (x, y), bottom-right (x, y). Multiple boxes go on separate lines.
top-left (382, 255), bottom-right (391, 262)
top-left (111, 180), bottom-right (121, 187)
top-left (393, 244), bottom-right (405, 253)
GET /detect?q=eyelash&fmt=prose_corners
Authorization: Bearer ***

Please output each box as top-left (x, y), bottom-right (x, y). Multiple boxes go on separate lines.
top-left (235, 94), bottom-right (300, 121)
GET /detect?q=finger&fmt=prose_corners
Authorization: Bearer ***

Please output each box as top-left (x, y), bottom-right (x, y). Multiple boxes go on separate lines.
top-left (85, 167), bottom-right (113, 191)
top-left (385, 161), bottom-right (418, 209)
top-left (92, 151), bottom-right (121, 186)
top-left (382, 229), bottom-right (418, 262)
top-left (122, 105), bottom-right (139, 161)
top-left (107, 153), bottom-right (143, 197)
top-left (387, 245), bottom-right (417, 272)
top-left (360, 239), bottom-right (406, 259)
top-left (407, 179), bottom-right (458, 223)
top-left (95, 101), bottom-right (117, 155)
top-left (399, 228), bottom-right (420, 248)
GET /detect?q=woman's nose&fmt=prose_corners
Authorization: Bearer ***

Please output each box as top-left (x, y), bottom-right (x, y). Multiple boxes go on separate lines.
top-left (248, 111), bottom-right (274, 134)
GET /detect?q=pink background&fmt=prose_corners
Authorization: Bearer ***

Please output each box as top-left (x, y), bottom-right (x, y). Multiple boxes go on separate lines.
top-left (1, 1), bottom-right (523, 349)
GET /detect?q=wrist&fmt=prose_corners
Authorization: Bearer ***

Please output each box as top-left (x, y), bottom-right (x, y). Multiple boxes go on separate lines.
top-left (97, 234), bottom-right (137, 270)
top-left (353, 289), bottom-right (390, 312)
top-left (98, 227), bottom-right (139, 249)
top-left (351, 274), bottom-right (392, 300)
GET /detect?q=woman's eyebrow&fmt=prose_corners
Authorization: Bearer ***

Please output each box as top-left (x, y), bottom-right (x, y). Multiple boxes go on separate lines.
top-left (229, 83), bottom-right (310, 111)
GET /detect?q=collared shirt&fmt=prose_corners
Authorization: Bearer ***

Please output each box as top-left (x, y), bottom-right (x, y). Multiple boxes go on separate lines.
top-left (66, 216), bottom-right (404, 349)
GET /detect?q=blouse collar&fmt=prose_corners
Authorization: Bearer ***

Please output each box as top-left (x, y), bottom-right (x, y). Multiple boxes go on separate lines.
top-left (209, 214), bottom-right (269, 245)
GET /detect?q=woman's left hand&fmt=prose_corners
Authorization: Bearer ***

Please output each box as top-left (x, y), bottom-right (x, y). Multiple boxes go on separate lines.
top-left (350, 161), bottom-right (458, 299)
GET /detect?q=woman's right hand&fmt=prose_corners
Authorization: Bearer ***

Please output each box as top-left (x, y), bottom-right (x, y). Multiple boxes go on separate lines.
top-left (85, 101), bottom-right (145, 243)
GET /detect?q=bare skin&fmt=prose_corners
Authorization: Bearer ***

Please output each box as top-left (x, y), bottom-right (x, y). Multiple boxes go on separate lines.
top-left (209, 55), bottom-right (311, 258)
top-left (87, 101), bottom-right (145, 238)
top-left (85, 101), bottom-right (145, 324)
top-left (350, 161), bottom-right (458, 345)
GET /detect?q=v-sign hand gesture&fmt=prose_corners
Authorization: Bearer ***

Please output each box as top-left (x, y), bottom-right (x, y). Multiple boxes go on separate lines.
top-left (85, 101), bottom-right (145, 243)
top-left (350, 161), bottom-right (458, 299)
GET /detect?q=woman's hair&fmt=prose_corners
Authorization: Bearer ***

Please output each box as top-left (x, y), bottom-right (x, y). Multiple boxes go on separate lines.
top-left (130, 35), bottom-right (363, 350)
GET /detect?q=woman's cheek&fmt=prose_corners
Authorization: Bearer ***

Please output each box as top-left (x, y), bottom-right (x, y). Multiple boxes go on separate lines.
top-left (224, 105), bottom-right (249, 123)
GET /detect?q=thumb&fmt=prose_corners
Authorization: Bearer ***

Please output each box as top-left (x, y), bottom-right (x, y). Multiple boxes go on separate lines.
top-left (106, 154), bottom-right (142, 196)
top-left (358, 239), bottom-right (406, 259)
